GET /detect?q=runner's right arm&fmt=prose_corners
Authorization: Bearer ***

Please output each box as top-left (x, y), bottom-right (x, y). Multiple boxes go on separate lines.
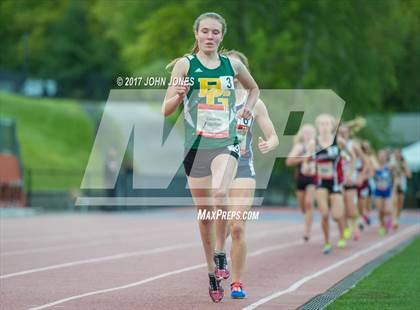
top-left (162, 58), bottom-right (189, 116)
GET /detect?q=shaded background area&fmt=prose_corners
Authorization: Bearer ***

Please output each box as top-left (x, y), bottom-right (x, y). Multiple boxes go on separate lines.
top-left (0, 0), bottom-right (419, 210)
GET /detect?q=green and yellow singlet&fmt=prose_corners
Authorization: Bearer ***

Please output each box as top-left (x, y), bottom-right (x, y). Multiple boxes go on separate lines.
top-left (183, 54), bottom-right (239, 149)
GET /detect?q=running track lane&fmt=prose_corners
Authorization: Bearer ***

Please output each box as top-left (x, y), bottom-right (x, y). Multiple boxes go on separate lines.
top-left (35, 225), bottom-right (416, 310)
top-left (0, 209), bottom-right (418, 309)
top-left (1, 215), bottom-right (302, 309)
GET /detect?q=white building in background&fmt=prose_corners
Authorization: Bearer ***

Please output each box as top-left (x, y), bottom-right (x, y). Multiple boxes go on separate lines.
top-left (402, 141), bottom-right (420, 172)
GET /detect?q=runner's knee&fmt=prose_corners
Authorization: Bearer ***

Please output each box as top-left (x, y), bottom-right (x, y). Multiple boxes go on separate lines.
top-left (319, 206), bottom-right (329, 218)
top-left (331, 207), bottom-right (344, 221)
top-left (304, 200), bottom-right (313, 212)
top-left (230, 221), bottom-right (245, 240)
top-left (213, 189), bottom-right (227, 205)
top-left (331, 213), bottom-right (341, 221)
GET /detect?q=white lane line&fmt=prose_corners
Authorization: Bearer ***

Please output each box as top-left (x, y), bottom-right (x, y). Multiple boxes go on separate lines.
top-left (0, 242), bottom-right (199, 280)
top-left (1, 226), bottom-right (300, 280)
top-left (27, 234), bottom-right (309, 310)
top-left (0, 223), bottom-right (189, 244)
top-left (27, 263), bottom-right (206, 310)
top-left (1, 240), bottom-right (112, 257)
top-left (0, 224), bottom-right (293, 257)
top-left (242, 224), bottom-right (419, 310)
top-left (0, 227), bottom-right (196, 257)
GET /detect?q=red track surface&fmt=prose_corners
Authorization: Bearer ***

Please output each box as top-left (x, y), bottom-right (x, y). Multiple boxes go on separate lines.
top-left (1, 208), bottom-right (419, 310)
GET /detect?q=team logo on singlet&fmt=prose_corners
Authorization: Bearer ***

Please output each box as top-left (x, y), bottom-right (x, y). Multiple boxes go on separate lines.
top-left (196, 76), bottom-right (234, 138)
top-left (198, 77), bottom-right (234, 106)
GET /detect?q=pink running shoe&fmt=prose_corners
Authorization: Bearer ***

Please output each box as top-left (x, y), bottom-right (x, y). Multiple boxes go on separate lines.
top-left (208, 274), bottom-right (224, 303)
top-left (214, 252), bottom-right (230, 280)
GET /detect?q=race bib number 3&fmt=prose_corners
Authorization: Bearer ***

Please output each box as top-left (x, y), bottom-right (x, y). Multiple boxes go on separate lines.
top-left (220, 76), bottom-right (234, 90)
top-left (197, 104), bottom-right (229, 138)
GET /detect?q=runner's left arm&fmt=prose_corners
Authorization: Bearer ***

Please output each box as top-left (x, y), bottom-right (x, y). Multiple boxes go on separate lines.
top-left (230, 58), bottom-right (259, 119)
top-left (254, 99), bottom-right (279, 154)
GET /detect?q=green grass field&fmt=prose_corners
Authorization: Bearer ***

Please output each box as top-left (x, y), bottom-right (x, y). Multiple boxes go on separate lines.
top-left (0, 92), bottom-right (94, 190)
top-left (327, 236), bottom-right (420, 309)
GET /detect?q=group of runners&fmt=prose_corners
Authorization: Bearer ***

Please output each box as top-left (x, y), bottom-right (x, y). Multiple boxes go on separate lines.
top-left (287, 117), bottom-right (412, 254)
top-left (162, 12), bottom-right (411, 303)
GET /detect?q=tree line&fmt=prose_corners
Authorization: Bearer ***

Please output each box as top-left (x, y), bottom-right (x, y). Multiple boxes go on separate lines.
top-left (1, 0), bottom-right (418, 116)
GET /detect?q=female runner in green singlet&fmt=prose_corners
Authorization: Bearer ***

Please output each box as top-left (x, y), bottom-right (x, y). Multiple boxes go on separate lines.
top-left (163, 12), bottom-right (259, 303)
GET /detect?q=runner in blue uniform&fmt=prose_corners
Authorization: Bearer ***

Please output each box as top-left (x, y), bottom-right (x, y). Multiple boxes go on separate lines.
top-left (373, 149), bottom-right (394, 236)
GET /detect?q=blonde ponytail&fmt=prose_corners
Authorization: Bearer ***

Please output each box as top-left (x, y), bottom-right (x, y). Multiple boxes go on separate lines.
top-left (345, 116), bottom-right (367, 136)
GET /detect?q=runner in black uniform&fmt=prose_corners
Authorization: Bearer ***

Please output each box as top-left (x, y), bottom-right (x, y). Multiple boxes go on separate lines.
top-left (314, 114), bottom-right (347, 254)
